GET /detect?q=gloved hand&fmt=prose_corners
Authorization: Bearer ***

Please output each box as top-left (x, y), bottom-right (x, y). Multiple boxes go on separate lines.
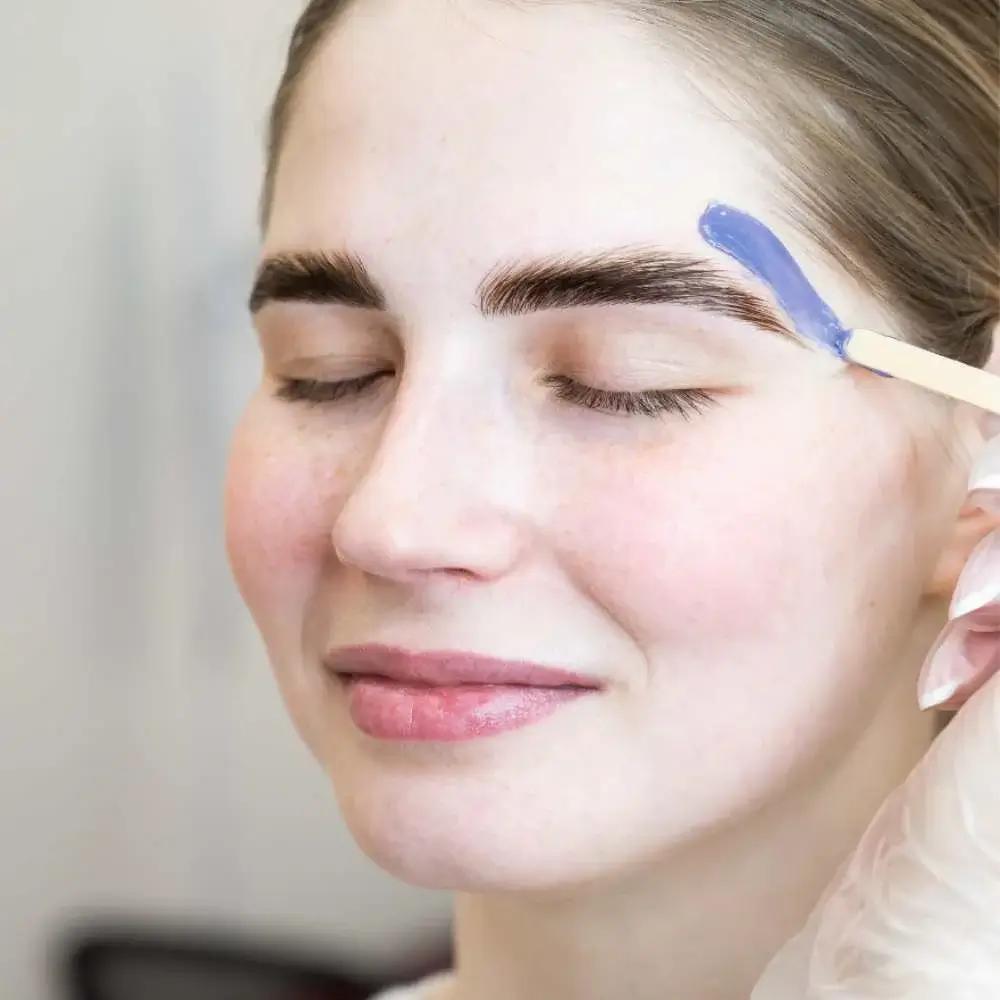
top-left (752, 435), bottom-right (1000, 1000)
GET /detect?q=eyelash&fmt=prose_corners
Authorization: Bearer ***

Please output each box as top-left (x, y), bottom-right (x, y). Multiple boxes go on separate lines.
top-left (275, 371), bottom-right (392, 404)
top-left (274, 372), bottom-right (717, 420)
top-left (540, 375), bottom-right (717, 419)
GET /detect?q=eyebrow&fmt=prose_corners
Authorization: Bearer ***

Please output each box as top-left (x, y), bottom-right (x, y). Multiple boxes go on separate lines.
top-left (248, 247), bottom-right (796, 339)
top-left (249, 251), bottom-right (386, 313)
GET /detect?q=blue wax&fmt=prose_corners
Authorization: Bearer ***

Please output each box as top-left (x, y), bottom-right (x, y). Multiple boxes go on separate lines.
top-left (699, 202), bottom-right (852, 359)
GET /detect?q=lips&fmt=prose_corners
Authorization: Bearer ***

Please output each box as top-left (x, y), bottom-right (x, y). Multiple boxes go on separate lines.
top-left (324, 645), bottom-right (601, 742)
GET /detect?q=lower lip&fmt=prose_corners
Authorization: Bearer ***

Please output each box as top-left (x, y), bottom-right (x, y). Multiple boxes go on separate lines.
top-left (342, 677), bottom-right (591, 741)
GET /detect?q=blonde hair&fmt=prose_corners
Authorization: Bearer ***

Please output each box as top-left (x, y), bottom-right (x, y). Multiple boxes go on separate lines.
top-left (261, 0), bottom-right (998, 365)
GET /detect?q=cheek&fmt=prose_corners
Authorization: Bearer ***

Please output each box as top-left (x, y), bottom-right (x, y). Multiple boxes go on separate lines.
top-left (550, 392), bottom-right (923, 657)
top-left (542, 396), bottom-right (931, 825)
top-left (553, 452), bottom-right (800, 647)
top-left (224, 403), bottom-right (339, 635)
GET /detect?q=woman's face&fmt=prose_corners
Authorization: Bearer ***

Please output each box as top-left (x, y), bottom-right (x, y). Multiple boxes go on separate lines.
top-left (227, 0), bottom-right (961, 889)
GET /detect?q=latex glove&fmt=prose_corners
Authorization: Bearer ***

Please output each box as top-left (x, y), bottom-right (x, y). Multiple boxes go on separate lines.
top-left (751, 437), bottom-right (1000, 1000)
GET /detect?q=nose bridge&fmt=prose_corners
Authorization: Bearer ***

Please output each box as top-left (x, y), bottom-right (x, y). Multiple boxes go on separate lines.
top-left (332, 367), bottom-right (527, 579)
top-left (369, 375), bottom-right (492, 500)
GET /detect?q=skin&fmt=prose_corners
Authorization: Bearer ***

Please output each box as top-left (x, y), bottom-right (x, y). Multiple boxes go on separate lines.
top-left (225, 1), bottom-right (988, 997)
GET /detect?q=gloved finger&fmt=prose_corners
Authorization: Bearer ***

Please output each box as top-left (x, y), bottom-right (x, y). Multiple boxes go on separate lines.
top-left (752, 670), bottom-right (1000, 999)
top-left (918, 530), bottom-right (1000, 712)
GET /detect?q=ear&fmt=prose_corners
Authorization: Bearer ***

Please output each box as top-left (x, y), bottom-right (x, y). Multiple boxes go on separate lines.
top-left (928, 325), bottom-right (1000, 598)
top-left (926, 504), bottom-right (1000, 599)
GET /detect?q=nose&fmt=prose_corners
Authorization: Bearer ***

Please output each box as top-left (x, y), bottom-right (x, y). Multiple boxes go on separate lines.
top-left (331, 383), bottom-right (530, 584)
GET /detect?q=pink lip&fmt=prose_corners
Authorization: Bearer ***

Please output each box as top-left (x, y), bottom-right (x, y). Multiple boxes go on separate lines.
top-left (324, 645), bottom-right (601, 742)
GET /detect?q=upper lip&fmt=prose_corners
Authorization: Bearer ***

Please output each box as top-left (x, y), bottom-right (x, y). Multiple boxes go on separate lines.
top-left (324, 644), bottom-right (603, 689)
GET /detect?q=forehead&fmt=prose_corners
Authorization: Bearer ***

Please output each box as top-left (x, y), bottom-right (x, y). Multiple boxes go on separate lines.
top-left (266, 0), bottom-right (883, 335)
top-left (269, 0), bottom-right (772, 248)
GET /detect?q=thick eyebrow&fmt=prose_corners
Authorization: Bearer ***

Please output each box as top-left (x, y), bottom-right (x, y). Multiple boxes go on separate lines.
top-left (249, 251), bottom-right (385, 313)
top-left (478, 249), bottom-right (793, 337)
top-left (248, 246), bottom-right (796, 340)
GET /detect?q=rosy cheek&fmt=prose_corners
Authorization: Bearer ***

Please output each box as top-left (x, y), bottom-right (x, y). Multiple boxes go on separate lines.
top-left (224, 409), bottom-right (337, 624)
top-left (551, 445), bottom-right (793, 645)
top-left (548, 395), bottom-right (898, 648)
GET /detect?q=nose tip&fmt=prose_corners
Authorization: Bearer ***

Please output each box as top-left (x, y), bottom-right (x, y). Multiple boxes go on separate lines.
top-left (332, 498), bottom-right (524, 584)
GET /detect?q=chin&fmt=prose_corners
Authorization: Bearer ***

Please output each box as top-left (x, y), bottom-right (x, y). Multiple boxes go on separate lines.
top-left (341, 805), bottom-right (604, 893)
top-left (324, 742), bottom-right (691, 894)
top-left (329, 765), bottom-right (565, 891)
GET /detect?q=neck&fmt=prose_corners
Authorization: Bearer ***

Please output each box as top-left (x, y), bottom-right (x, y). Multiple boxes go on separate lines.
top-left (448, 669), bottom-right (937, 1000)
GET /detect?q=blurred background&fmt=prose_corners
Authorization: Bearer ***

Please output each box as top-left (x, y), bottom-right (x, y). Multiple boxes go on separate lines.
top-left (0, 2), bottom-right (452, 997)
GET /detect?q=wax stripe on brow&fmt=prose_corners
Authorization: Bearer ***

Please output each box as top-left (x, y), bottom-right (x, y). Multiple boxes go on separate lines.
top-left (699, 203), bottom-right (852, 358)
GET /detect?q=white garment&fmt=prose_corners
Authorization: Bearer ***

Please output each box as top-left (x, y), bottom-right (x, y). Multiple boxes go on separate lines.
top-left (371, 972), bottom-right (454, 999)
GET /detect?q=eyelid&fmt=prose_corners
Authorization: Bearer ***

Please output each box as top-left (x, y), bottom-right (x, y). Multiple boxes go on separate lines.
top-left (266, 353), bottom-right (395, 379)
top-left (549, 356), bottom-right (735, 394)
top-left (549, 326), bottom-right (773, 386)
top-left (256, 310), bottom-right (398, 364)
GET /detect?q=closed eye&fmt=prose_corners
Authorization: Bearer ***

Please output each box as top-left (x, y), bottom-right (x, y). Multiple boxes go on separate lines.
top-left (274, 371), bottom-right (393, 404)
top-left (542, 375), bottom-right (719, 419)
top-left (273, 371), bottom-right (719, 420)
